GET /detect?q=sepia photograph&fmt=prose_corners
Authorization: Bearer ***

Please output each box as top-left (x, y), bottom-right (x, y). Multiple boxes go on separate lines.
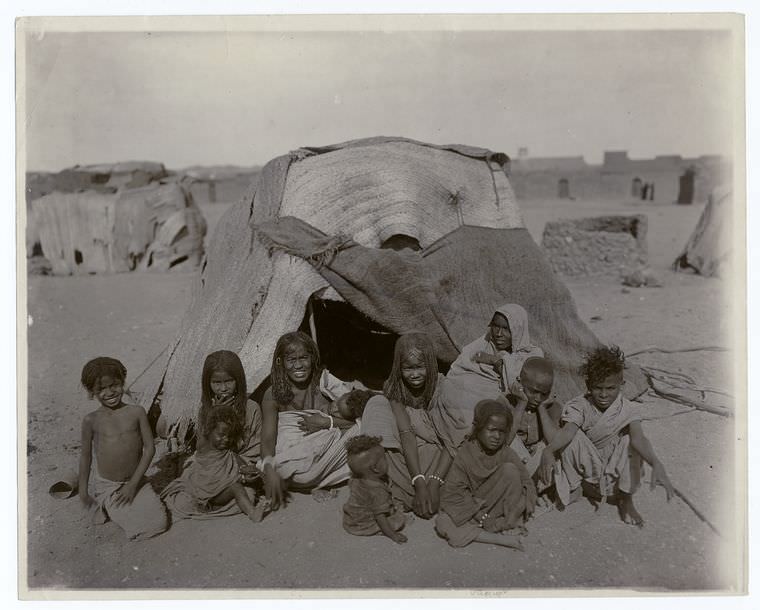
top-left (16, 9), bottom-right (748, 599)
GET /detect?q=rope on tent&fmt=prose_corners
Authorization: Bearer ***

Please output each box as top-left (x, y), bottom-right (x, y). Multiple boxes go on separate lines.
top-left (627, 344), bottom-right (729, 358)
top-left (646, 479), bottom-right (721, 537)
top-left (625, 345), bottom-right (734, 417)
top-left (640, 366), bottom-right (732, 418)
top-left (126, 343), bottom-right (169, 392)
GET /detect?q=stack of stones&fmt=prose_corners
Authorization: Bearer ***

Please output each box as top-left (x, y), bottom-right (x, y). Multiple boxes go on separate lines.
top-left (541, 214), bottom-right (648, 277)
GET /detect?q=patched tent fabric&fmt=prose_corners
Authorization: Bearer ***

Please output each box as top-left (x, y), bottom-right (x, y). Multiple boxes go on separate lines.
top-left (673, 185), bottom-right (732, 278)
top-left (136, 137), bottom-right (646, 429)
top-left (32, 181), bottom-right (206, 275)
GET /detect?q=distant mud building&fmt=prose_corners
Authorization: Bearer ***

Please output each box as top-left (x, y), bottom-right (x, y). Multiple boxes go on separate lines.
top-left (510, 150), bottom-right (730, 204)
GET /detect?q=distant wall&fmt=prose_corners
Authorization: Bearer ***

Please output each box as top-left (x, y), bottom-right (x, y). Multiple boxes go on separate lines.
top-left (510, 152), bottom-right (730, 203)
top-left (187, 173), bottom-right (259, 205)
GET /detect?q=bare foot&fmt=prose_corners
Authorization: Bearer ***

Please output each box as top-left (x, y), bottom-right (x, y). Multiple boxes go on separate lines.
top-left (495, 534), bottom-right (524, 551)
top-left (503, 525), bottom-right (529, 537)
top-left (311, 488), bottom-right (339, 503)
top-left (617, 492), bottom-right (644, 528)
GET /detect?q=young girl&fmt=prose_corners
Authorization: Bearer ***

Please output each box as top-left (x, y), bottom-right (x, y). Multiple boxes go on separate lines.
top-left (435, 399), bottom-right (536, 549)
top-left (260, 332), bottom-right (359, 508)
top-left (196, 350), bottom-right (263, 473)
top-left (539, 346), bottom-right (674, 526)
top-left (361, 333), bottom-right (451, 518)
top-left (161, 405), bottom-right (266, 521)
top-left (78, 357), bottom-right (168, 540)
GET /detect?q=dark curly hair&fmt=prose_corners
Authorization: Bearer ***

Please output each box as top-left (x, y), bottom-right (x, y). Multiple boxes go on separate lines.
top-left (383, 332), bottom-right (439, 409)
top-left (198, 350), bottom-right (248, 439)
top-left (344, 389), bottom-right (375, 419)
top-left (345, 434), bottom-right (383, 457)
top-left (203, 404), bottom-right (243, 445)
top-left (271, 331), bottom-right (323, 407)
top-left (580, 345), bottom-right (626, 388)
top-left (81, 357), bottom-right (127, 397)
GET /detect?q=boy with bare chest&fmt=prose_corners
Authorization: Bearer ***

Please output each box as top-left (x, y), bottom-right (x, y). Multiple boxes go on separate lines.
top-left (78, 357), bottom-right (168, 540)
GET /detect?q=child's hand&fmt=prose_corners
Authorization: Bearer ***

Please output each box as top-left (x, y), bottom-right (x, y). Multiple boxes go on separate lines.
top-left (472, 351), bottom-right (496, 365)
top-left (412, 479), bottom-right (433, 518)
top-left (650, 461), bottom-right (675, 501)
top-left (298, 413), bottom-right (330, 434)
top-left (427, 479), bottom-right (441, 514)
top-left (391, 532), bottom-right (408, 544)
top-left (114, 481), bottom-right (138, 506)
top-left (539, 447), bottom-right (555, 485)
top-left (538, 394), bottom-right (557, 410)
top-left (509, 380), bottom-right (528, 402)
top-left (80, 493), bottom-right (96, 509)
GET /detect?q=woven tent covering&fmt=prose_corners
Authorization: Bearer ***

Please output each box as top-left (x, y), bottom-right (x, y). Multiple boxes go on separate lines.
top-left (31, 181), bottom-right (206, 274)
top-left (137, 137), bottom-right (646, 428)
top-left (673, 185), bottom-right (732, 277)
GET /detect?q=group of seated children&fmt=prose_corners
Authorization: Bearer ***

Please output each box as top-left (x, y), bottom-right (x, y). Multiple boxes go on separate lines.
top-left (77, 340), bottom-right (674, 548)
top-left (342, 345), bottom-right (674, 548)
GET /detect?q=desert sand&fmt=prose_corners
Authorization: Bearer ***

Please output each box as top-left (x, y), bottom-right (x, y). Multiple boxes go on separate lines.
top-left (24, 197), bottom-right (739, 591)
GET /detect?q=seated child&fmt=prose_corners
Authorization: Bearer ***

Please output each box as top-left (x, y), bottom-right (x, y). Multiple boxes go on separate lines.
top-left (435, 400), bottom-right (536, 549)
top-left (538, 345), bottom-right (674, 526)
top-left (78, 357), bottom-right (168, 541)
top-left (342, 435), bottom-right (407, 544)
top-left (161, 405), bottom-right (266, 522)
top-left (506, 357), bottom-right (563, 478)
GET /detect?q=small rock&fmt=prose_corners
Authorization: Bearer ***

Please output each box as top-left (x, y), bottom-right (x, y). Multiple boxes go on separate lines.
top-left (621, 287), bottom-right (631, 294)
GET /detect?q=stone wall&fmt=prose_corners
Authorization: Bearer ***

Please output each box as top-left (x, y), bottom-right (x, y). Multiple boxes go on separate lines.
top-left (541, 214), bottom-right (648, 277)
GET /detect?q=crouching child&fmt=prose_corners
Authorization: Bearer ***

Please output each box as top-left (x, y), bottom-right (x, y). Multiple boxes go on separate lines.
top-left (538, 346), bottom-right (674, 526)
top-left (342, 435), bottom-right (407, 543)
top-left (435, 400), bottom-right (536, 549)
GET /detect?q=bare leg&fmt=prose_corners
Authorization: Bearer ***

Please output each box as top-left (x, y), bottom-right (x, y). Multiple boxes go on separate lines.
top-left (617, 490), bottom-right (644, 528)
top-left (212, 482), bottom-right (264, 522)
top-left (474, 531), bottom-right (524, 550)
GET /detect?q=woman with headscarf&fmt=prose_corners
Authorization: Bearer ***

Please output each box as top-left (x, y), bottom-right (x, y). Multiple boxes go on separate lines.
top-left (430, 303), bottom-right (543, 455)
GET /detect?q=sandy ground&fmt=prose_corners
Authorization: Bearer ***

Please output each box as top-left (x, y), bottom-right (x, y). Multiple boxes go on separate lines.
top-left (24, 198), bottom-right (740, 592)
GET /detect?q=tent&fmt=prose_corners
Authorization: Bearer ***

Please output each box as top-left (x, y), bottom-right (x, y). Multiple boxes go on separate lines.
top-left (28, 163), bottom-right (206, 274)
top-left (673, 185), bottom-right (732, 277)
top-left (137, 137), bottom-right (646, 429)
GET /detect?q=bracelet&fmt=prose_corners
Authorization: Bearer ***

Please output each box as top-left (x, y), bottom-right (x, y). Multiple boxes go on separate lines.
top-left (477, 512), bottom-right (489, 528)
top-left (327, 415), bottom-right (334, 430)
top-left (411, 473), bottom-right (426, 485)
top-left (429, 474), bottom-right (445, 485)
top-left (260, 456), bottom-right (275, 469)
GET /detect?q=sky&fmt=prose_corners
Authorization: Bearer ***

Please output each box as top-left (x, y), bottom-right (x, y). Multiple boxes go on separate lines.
top-left (21, 24), bottom-right (737, 171)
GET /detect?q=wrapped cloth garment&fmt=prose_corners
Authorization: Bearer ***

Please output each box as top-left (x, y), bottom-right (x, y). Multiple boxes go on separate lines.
top-left (553, 394), bottom-right (643, 505)
top-left (435, 439), bottom-right (536, 547)
top-left (160, 448), bottom-right (247, 519)
top-left (430, 304), bottom-right (543, 454)
top-left (260, 410), bottom-right (361, 490)
top-left (361, 392), bottom-right (443, 509)
top-left (90, 470), bottom-right (168, 539)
